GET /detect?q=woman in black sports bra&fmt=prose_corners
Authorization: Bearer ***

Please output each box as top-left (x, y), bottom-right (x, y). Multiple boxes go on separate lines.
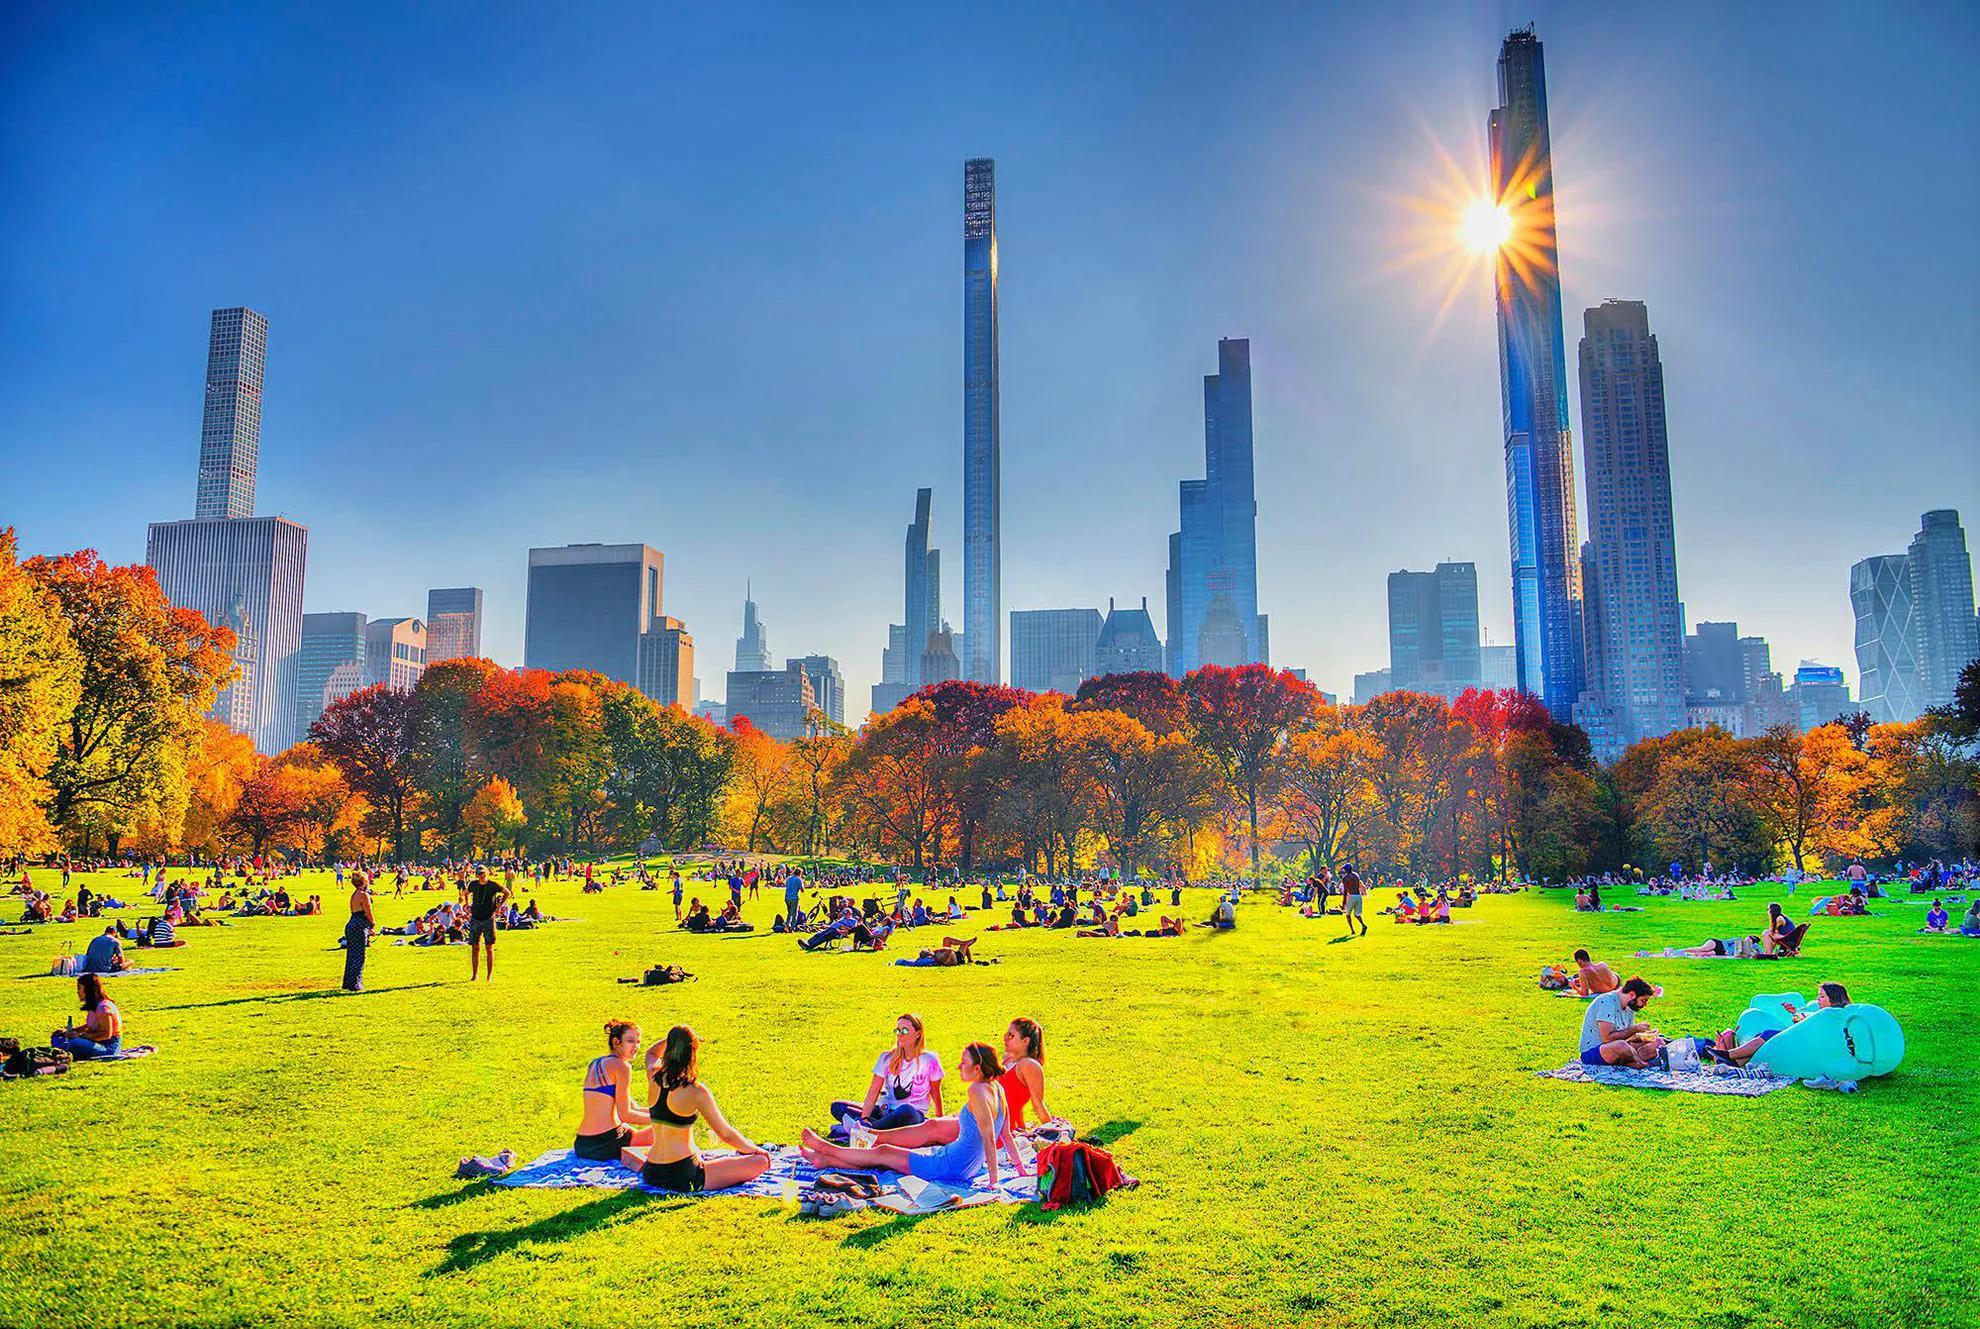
top-left (637, 1025), bottom-right (772, 1192)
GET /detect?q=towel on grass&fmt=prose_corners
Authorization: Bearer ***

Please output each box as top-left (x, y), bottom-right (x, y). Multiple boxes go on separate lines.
top-left (90, 1044), bottom-right (157, 1063)
top-left (1536, 1062), bottom-right (1793, 1096)
top-left (39, 967), bottom-right (177, 979)
top-left (493, 1144), bottom-right (1037, 1211)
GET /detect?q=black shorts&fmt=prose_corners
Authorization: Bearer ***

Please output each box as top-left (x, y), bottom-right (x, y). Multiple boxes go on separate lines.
top-left (467, 917), bottom-right (497, 946)
top-left (641, 1155), bottom-right (706, 1193)
top-left (573, 1127), bottom-right (632, 1161)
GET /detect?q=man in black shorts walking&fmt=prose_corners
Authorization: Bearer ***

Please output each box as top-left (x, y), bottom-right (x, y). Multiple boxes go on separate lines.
top-left (1340, 865), bottom-right (1367, 937)
top-left (461, 870), bottom-right (511, 982)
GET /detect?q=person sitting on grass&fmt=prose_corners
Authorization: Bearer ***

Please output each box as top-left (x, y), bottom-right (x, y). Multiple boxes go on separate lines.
top-left (895, 936), bottom-right (980, 967)
top-left (1762, 903), bottom-right (1810, 956)
top-left (1708, 982), bottom-right (1851, 1067)
top-left (146, 914), bottom-right (181, 948)
top-left (1411, 893), bottom-right (1452, 925)
top-left (81, 924), bottom-right (128, 974)
top-left (1961, 900), bottom-right (1980, 937)
top-left (850, 915), bottom-right (894, 951)
top-left (865, 1017), bottom-right (1054, 1154)
top-left (711, 900), bottom-right (752, 933)
top-left (574, 1018), bottom-right (654, 1161)
top-left (801, 1041), bottom-right (1020, 1186)
top-left (1579, 977), bottom-right (1665, 1069)
top-left (51, 973), bottom-right (123, 1060)
top-left (627, 1025), bottom-right (771, 1193)
top-left (681, 900), bottom-right (712, 933)
top-left (1923, 900), bottom-right (1950, 932)
top-left (1195, 895), bottom-right (1236, 930)
top-left (1571, 949), bottom-right (1618, 995)
top-left (799, 905), bottom-right (859, 951)
top-left (829, 1013), bottom-right (944, 1140)
top-left (947, 895), bottom-right (965, 920)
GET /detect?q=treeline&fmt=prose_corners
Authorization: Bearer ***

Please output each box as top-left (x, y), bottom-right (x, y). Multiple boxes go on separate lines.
top-left (4, 534), bottom-right (1977, 875)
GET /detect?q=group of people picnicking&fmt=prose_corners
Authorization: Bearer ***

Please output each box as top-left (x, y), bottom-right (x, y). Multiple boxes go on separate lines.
top-left (1576, 975), bottom-right (1858, 1072)
top-left (571, 1012), bottom-right (1056, 1194)
top-left (1922, 898), bottom-right (1980, 935)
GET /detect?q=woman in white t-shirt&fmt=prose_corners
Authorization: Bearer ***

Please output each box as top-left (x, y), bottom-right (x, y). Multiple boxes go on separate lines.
top-left (827, 1012), bottom-right (944, 1138)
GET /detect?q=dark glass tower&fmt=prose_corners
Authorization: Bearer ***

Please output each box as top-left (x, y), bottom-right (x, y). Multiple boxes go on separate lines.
top-left (1490, 26), bottom-right (1583, 714)
top-left (1165, 338), bottom-right (1268, 675)
top-left (963, 158), bottom-right (1001, 683)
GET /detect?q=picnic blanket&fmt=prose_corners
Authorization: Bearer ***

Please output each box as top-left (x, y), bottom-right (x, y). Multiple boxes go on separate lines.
top-left (493, 1144), bottom-right (1037, 1213)
top-left (1536, 1062), bottom-right (1793, 1096)
top-left (38, 967), bottom-right (176, 979)
top-left (89, 1044), bottom-right (158, 1064)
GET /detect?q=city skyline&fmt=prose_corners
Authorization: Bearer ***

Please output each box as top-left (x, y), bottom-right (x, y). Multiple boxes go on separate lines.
top-left (5, 7), bottom-right (1977, 717)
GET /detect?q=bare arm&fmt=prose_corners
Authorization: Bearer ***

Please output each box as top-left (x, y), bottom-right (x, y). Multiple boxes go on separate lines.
top-left (1020, 1060), bottom-right (1052, 1125)
top-left (696, 1087), bottom-right (767, 1156)
top-left (973, 1086), bottom-right (999, 1187)
top-left (615, 1063), bottom-right (651, 1126)
top-left (861, 1072), bottom-right (884, 1118)
top-left (928, 1074), bottom-right (945, 1118)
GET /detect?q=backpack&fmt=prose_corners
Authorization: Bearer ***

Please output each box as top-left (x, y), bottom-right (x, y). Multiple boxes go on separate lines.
top-left (1034, 1141), bottom-right (1131, 1211)
top-left (4, 1045), bottom-right (71, 1078)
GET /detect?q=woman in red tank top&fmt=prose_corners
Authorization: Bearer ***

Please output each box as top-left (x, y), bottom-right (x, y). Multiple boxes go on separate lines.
top-left (997, 1017), bottom-right (1051, 1130)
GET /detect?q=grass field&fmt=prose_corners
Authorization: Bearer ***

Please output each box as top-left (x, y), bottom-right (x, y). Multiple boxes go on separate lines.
top-left (0, 867), bottom-right (1971, 1329)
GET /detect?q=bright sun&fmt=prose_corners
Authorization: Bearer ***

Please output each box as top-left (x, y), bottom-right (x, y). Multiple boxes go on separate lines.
top-left (1459, 199), bottom-right (1513, 254)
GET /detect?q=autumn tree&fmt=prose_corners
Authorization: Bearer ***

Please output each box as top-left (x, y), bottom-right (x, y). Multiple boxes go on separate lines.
top-left (0, 530), bottom-right (83, 856)
top-left (914, 680), bottom-right (1028, 871)
top-left (782, 731), bottom-right (848, 857)
top-left (1280, 705), bottom-right (1379, 873)
top-left (835, 699), bottom-right (951, 869)
top-left (155, 718), bottom-right (258, 857)
top-left (987, 695), bottom-right (1098, 875)
top-left (1077, 706), bottom-right (1218, 878)
top-left (1073, 671), bottom-right (1186, 735)
top-left (1614, 726), bottom-right (1773, 872)
top-left (1356, 691), bottom-right (1476, 877)
top-left (726, 717), bottom-right (792, 851)
top-left (413, 657), bottom-right (504, 855)
top-left (1182, 664), bottom-right (1318, 885)
top-left (27, 550), bottom-right (235, 851)
top-left (279, 744), bottom-right (366, 864)
top-left (463, 775), bottom-right (527, 857)
top-left (228, 754), bottom-right (310, 855)
top-left (311, 684), bottom-right (424, 859)
top-left (1864, 720), bottom-right (1979, 860)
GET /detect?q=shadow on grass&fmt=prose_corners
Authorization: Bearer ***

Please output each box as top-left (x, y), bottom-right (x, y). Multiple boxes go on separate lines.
top-left (156, 981), bottom-right (447, 1011)
top-left (426, 1189), bottom-right (684, 1275)
top-left (1326, 934), bottom-right (1362, 945)
top-left (835, 1210), bottom-right (940, 1246)
top-left (408, 1180), bottom-right (495, 1211)
top-left (1084, 1119), bottom-right (1142, 1147)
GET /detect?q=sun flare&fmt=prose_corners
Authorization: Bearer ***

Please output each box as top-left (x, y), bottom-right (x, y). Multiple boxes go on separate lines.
top-left (1459, 199), bottom-right (1513, 254)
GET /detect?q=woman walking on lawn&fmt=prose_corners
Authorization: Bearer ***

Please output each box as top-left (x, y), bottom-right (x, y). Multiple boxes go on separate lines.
top-left (342, 871), bottom-right (374, 993)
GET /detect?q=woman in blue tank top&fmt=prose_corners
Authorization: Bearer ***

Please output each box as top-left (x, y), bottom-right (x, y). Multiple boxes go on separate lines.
top-left (800, 1042), bottom-right (1014, 1187)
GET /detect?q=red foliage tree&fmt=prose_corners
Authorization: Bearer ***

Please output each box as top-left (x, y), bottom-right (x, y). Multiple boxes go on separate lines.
top-left (1073, 671), bottom-right (1186, 735)
top-left (1182, 663), bottom-right (1319, 884)
top-left (309, 684), bottom-right (424, 859)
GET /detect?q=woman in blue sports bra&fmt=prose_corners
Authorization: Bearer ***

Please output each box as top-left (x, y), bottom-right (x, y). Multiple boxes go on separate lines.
top-left (800, 1042), bottom-right (1015, 1189)
top-left (573, 1019), bottom-right (653, 1161)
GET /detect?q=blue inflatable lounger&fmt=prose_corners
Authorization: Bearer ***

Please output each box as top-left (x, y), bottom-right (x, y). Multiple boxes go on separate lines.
top-left (1735, 992), bottom-right (1905, 1080)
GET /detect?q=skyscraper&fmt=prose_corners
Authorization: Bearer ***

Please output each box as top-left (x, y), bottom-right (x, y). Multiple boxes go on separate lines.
top-left (523, 543), bottom-right (665, 686)
top-left (297, 612), bottom-right (366, 737)
top-left (364, 617), bottom-right (427, 690)
top-left (638, 617), bottom-right (695, 709)
top-left (1575, 300), bottom-right (1684, 753)
top-left (726, 663), bottom-right (817, 741)
top-left (1851, 554), bottom-right (1922, 723)
top-left (734, 588), bottom-right (772, 672)
top-left (1386, 564), bottom-right (1482, 700)
top-left (1166, 338), bottom-right (1268, 676)
top-left (1010, 609), bottom-right (1103, 693)
top-left (1908, 510), bottom-right (1978, 709)
top-left (789, 655), bottom-right (845, 728)
top-left (1790, 663), bottom-right (1851, 731)
top-left (149, 305), bottom-right (307, 755)
top-left (904, 488), bottom-right (940, 685)
top-left (963, 157), bottom-right (1001, 684)
top-left (425, 587), bottom-right (484, 663)
top-left (195, 307), bottom-right (268, 521)
top-left (1490, 26), bottom-right (1583, 714)
top-left (1093, 598), bottom-right (1165, 676)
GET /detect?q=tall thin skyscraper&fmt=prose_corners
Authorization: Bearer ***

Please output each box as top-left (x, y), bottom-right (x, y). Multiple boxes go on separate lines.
top-left (150, 305), bottom-right (306, 754)
top-left (1575, 300), bottom-right (1684, 755)
top-left (194, 307), bottom-right (268, 520)
top-left (1166, 338), bottom-right (1268, 675)
top-left (963, 157), bottom-right (1001, 684)
top-left (1908, 510), bottom-right (1978, 709)
top-left (905, 487), bottom-right (939, 684)
top-left (734, 587), bottom-right (772, 673)
top-left (1490, 26), bottom-right (1583, 714)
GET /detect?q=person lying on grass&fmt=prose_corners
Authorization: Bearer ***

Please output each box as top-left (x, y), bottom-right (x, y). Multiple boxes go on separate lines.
top-left (1924, 901), bottom-right (1949, 932)
top-left (1665, 935), bottom-right (1766, 958)
top-left (1706, 982), bottom-right (1851, 1067)
top-left (863, 1018), bottom-right (1053, 1153)
top-left (895, 936), bottom-right (981, 967)
top-left (574, 1019), bottom-right (654, 1161)
top-left (1578, 977), bottom-right (1666, 1069)
top-left (1572, 949), bottom-right (1618, 995)
top-left (624, 1025), bottom-right (771, 1193)
top-left (1077, 915), bottom-right (1121, 938)
top-left (801, 1041), bottom-right (1021, 1186)
top-left (51, 973), bottom-right (123, 1060)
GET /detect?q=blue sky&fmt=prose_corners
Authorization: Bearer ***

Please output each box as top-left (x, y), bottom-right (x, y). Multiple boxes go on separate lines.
top-left (4, 1), bottom-right (1976, 714)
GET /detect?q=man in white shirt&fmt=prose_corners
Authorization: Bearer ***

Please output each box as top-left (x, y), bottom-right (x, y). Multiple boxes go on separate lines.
top-left (1578, 978), bottom-right (1664, 1068)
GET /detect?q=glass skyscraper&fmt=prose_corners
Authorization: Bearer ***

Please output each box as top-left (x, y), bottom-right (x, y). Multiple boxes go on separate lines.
top-left (1490, 26), bottom-right (1584, 715)
top-left (425, 587), bottom-right (484, 663)
top-left (1010, 608), bottom-right (1103, 693)
top-left (297, 612), bottom-right (366, 737)
top-left (1575, 300), bottom-right (1685, 755)
top-left (963, 157), bottom-right (1001, 684)
top-left (1908, 510), bottom-right (1978, 709)
top-left (1386, 563), bottom-right (1482, 700)
top-left (523, 543), bottom-right (665, 688)
top-left (1850, 554), bottom-right (1922, 723)
top-left (1166, 338), bottom-right (1267, 676)
top-left (195, 307), bottom-right (267, 521)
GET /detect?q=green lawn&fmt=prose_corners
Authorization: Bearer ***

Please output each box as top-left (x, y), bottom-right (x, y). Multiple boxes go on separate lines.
top-left (0, 869), bottom-right (1971, 1328)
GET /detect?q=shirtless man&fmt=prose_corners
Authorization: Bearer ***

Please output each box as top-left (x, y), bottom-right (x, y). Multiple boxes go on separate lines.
top-left (1570, 948), bottom-right (1619, 995)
